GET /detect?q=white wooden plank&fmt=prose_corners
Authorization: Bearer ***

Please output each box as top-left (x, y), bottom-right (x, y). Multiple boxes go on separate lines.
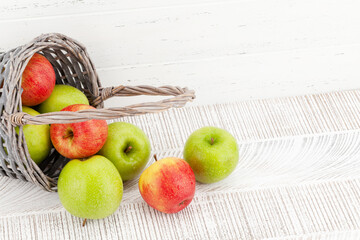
top-left (1, 0), bottom-right (359, 103)
top-left (1, 0), bottom-right (360, 69)
top-left (0, 0), bottom-right (236, 20)
top-left (2, 180), bottom-right (360, 239)
top-left (100, 44), bottom-right (360, 107)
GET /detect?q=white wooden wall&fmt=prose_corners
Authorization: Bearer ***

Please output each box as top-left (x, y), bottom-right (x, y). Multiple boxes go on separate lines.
top-left (2, 0), bottom-right (360, 107)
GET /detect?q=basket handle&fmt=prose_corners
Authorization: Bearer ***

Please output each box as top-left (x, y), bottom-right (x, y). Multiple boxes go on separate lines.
top-left (6, 85), bottom-right (195, 126)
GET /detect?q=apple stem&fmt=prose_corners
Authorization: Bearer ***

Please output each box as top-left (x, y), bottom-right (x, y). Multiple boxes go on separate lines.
top-left (82, 218), bottom-right (87, 227)
top-left (211, 137), bottom-right (214, 145)
top-left (154, 154), bottom-right (158, 161)
top-left (125, 146), bottom-right (132, 153)
top-left (63, 131), bottom-right (74, 139)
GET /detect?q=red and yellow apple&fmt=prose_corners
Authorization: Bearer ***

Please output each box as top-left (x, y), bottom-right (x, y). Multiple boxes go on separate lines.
top-left (21, 53), bottom-right (56, 106)
top-left (139, 157), bottom-right (196, 213)
top-left (50, 104), bottom-right (108, 159)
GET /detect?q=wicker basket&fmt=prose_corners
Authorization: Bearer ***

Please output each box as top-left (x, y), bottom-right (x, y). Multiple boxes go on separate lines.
top-left (0, 33), bottom-right (195, 192)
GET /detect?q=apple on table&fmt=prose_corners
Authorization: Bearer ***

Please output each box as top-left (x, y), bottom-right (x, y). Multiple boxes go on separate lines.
top-left (58, 155), bottom-right (123, 224)
top-left (50, 104), bottom-right (108, 159)
top-left (99, 122), bottom-right (151, 181)
top-left (183, 126), bottom-right (239, 183)
top-left (139, 156), bottom-right (196, 214)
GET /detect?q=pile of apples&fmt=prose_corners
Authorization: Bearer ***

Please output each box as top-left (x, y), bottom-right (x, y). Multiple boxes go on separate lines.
top-left (18, 53), bottom-right (239, 224)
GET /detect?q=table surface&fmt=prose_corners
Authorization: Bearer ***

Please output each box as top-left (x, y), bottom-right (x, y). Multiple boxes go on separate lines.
top-left (2, 90), bottom-right (360, 239)
top-left (2, 1), bottom-right (360, 239)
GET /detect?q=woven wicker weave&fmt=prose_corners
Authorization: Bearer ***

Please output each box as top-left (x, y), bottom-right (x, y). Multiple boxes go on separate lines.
top-left (0, 33), bottom-right (195, 191)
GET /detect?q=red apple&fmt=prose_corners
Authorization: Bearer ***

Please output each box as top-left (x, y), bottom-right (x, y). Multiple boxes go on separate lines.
top-left (50, 104), bottom-right (108, 159)
top-left (139, 157), bottom-right (196, 213)
top-left (21, 53), bottom-right (56, 106)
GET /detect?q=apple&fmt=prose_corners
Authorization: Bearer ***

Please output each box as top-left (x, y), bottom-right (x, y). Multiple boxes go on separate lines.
top-left (58, 155), bottom-right (123, 220)
top-left (15, 106), bottom-right (52, 164)
top-left (139, 157), bottom-right (196, 213)
top-left (50, 104), bottom-right (108, 159)
top-left (38, 84), bottom-right (89, 113)
top-left (98, 122), bottom-right (151, 181)
top-left (21, 53), bottom-right (56, 106)
top-left (183, 126), bottom-right (239, 183)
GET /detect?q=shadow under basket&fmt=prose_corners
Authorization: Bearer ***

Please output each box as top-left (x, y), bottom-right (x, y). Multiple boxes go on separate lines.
top-left (0, 33), bottom-right (195, 192)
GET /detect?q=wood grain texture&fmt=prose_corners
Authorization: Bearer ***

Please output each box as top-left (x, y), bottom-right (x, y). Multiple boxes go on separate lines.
top-left (2, 179), bottom-right (360, 239)
top-left (102, 44), bottom-right (360, 107)
top-left (0, 0), bottom-right (237, 20)
top-left (1, 0), bottom-right (360, 105)
top-left (2, 90), bottom-right (360, 238)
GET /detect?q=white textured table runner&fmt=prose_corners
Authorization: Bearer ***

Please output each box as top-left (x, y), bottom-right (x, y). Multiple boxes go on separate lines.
top-left (2, 90), bottom-right (360, 239)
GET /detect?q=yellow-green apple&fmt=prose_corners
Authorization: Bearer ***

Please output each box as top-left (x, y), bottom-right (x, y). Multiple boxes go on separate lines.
top-left (58, 155), bottom-right (123, 220)
top-left (38, 84), bottom-right (89, 113)
top-left (17, 106), bottom-right (52, 164)
top-left (183, 126), bottom-right (239, 183)
top-left (21, 53), bottom-right (56, 106)
top-left (50, 104), bottom-right (107, 159)
top-left (139, 157), bottom-right (196, 213)
top-left (98, 122), bottom-right (151, 181)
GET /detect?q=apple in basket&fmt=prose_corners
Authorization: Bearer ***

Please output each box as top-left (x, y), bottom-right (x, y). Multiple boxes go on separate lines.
top-left (139, 156), bottom-right (196, 213)
top-left (99, 122), bottom-right (151, 181)
top-left (13, 106), bottom-right (52, 165)
top-left (38, 84), bottom-right (89, 113)
top-left (50, 104), bottom-right (108, 159)
top-left (21, 53), bottom-right (56, 106)
top-left (183, 126), bottom-right (239, 183)
top-left (58, 155), bottom-right (123, 222)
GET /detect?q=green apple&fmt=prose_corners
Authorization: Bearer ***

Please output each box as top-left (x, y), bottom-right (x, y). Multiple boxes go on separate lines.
top-left (183, 126), bottom-right (239, 183)
top-left (98, 122), bottom-right (151, 181)
top-left (18, 106), bottom-right (52, 164)
top-left (37, 84), bottom-right (89, 113)
top-left (58, 155), bottom-right (123, 219)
